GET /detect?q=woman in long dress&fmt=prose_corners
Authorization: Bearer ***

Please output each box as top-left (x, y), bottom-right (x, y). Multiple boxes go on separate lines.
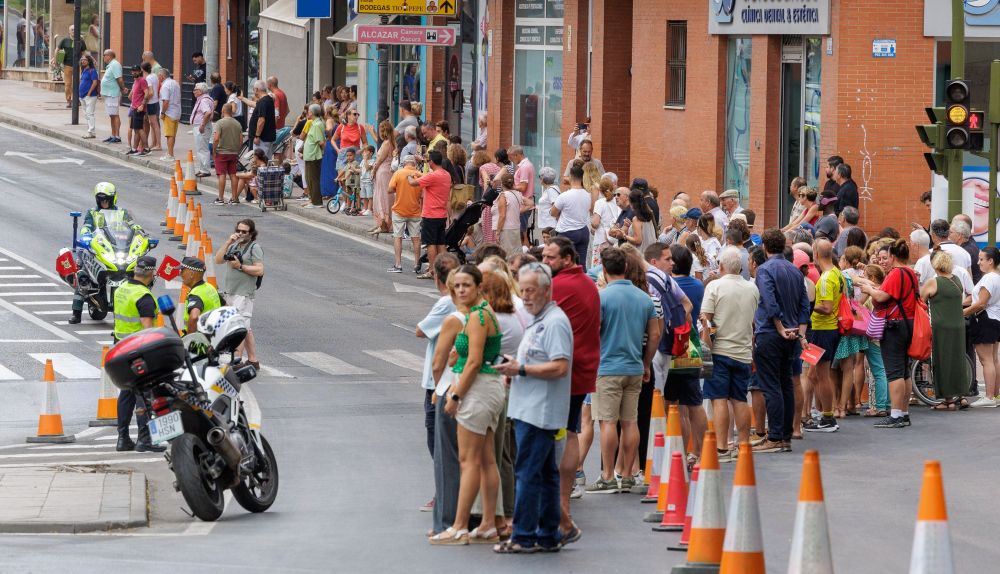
top-left (371, 120), bottom-right (396, 234)
top-left (319, 106), bottom-right (340, 202)
top-left (920, 250), bottom-right (971, 409)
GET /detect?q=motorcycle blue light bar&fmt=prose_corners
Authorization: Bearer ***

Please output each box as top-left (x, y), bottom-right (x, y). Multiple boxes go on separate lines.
top-left (157, 295), bottom-right (176, 315)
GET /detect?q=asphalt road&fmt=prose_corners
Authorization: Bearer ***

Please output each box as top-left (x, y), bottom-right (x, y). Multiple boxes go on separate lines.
top-left (0, 124), bottom-right (998, 573)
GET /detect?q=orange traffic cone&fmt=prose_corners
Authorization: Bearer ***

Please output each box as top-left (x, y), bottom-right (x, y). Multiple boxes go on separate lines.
top-left (653, 451), bottom-right (688, 532)
top-left (163, 180), bottom-right (178, 229)
top-left (787, 450), bottom-right (833, 573)
top-left (643, 389), bottom-right (667, 492)
top-left (670, 431), bottom-right (725, 574)
top-left (26, 360), bottom-right (76, 444)
top-left (203, 236), bottom-right (217, 287)
top-left (668, 464), bottom-right (699, 552)
top-left (643, 432), bottom-right (665, 504)
top-left (179, 199), bottom-right (196, 248)
top-left (174, 158), bottom-right (184, 188)
top-left (647, 404), bottom-right (688, 522)
top-left (719, 443), bottom-right (765, 574)
top-left (88, 346), bottom-right (117, 427)
top-left (183, 150), bottom-right (200, 195)
top-left (171, 190), bottom-right (188, 241)
top-left (909, 460), bottom-right (954, 574)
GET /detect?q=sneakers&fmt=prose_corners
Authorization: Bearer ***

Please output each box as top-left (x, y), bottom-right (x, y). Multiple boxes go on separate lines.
top-left (575, 470), bottom-right (586, 486)
top-left (717, 449), bottom-right (736, 463)
top-left (102, 136), bottom-right (114, 143)
top-left (413, 265), bottom-right (422, 275)
top-left (631, 471), bottom-right (644, 489)
top-left (160, 155), bottom-right (175, 161)
top-left (387, 265), bottom-right (403, 273)
top-left (749, 433), bottom-right (767, 446)
top-left (82, 133), bottom-right (96, 139)
top-left (585, 477), bottom-right (620, 494)
top-left (781, 441), bottom-right (793, 453)
top-left (969, 397), bottom-right (998, 408)
top-left (619, 476), bottom-right (635, 492)
top-left (752, 439), bottom-right (784, 453)
top-left (125, 149), bottom-right (139, 155)
top-left (302, 204), bottom-right (320, 209)
top-left (570, 483), bottom-right (585, 499)
top-left (361, 209), bottom-right (372, 215)
top-left (137, 149), bottom-right (150, 156)
top-left (213, 198), bottom-right (226, 205)
top-left (873, 415), bottom-right (907, 428)
top-left (803, 416), bottom-right (839, 433)
top-left (419, 497), bottom-right (435, 512)
top-left (416, 271), bottom-right (434, 280)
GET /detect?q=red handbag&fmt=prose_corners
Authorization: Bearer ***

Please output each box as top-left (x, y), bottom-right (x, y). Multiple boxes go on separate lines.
top-left (908, 299), bottom-right (932, 361)
top-left (671, 322), bottom-right (691, 357)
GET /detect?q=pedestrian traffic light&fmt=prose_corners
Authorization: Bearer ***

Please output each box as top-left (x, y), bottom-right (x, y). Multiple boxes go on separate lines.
top-left (944, 80), bottom-right (971, 149)
top-left (969, 110), bottom-right (986, 151)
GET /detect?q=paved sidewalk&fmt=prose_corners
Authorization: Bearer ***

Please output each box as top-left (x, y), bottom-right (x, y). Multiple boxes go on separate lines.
top-left (0, 79), bottom-right (402, 251)
top-left (0, 466), bottom-right (147, 533)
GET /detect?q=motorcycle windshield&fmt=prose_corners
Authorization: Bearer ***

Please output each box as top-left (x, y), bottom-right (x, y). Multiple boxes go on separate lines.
top-left (98, 210), bottom-right (134, 249)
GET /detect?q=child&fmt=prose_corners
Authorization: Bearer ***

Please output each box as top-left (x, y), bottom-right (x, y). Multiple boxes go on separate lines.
top-left (460, 225), bottom-right (476, 258)
top-left (359, 145), bottom-right (376, 216)
top-left (336, 147), bottom-right (361, 215)
top-left (540, 227), bottom-right (555, 246)
top-left (281, 160), bottom-right (294, 198)
top-left (233, 149), bottom-right (268, 204)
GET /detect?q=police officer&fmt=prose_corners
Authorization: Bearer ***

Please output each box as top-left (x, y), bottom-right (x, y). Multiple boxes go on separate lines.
top-left (70, 182), bottom-right (143, 324)
top-left (180, 256), bottom-right (221, 334)
top-left (113, 255), bottom-right (166, 453)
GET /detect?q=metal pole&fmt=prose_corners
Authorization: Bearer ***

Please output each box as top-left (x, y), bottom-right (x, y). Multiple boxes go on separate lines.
top-left (377, 46), bottom-right (389, 124)
top-left (948, 0), bottom-right (966, 220)
top-left (990, 119), bottom-right (998, 247)
top-left (71, 0), bottom-right (82, 125)
top-left (205, 0), bottom-right (219, 76)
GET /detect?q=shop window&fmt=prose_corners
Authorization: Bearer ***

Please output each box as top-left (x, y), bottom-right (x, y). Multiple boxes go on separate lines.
top-left (724, 37), bottom-right (752, 202)
top-left (513, 0), bottom-right (564, 175)
top-left (665, 21), bottom-right (686, 107)
top-left (803, 37), bottom-right (822, 187)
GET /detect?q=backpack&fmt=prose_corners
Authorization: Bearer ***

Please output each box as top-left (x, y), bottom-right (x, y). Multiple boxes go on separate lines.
top-left (647, 270), bottom-right (688, 354)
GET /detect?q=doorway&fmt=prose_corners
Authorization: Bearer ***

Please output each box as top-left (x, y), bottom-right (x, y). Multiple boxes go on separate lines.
top-left (778, 37), bottom-right (822, 225)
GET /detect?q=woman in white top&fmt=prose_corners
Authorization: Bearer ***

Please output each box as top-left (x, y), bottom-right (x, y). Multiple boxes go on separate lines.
top-left (552, 162), bottom-right (593, 266)
top-left (964, 247), bottom-right (1000, 407)
top-left (590, 175), bottom-right (620, 268)
top-left (492, 172), bottom-right (523, 256)
top-left (224, 82), bottom-right (245, 130)
top-left (696, 214), bottom-right (722, 279)
top-left (535, 166), bottom-right (560, 233)
top-left (622, 189), bottom-right (658, 255)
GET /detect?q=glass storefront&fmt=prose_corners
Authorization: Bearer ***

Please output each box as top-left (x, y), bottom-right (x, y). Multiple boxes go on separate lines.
top-left (512, 0), bottom-right (564, 174)
top-left (724, 37), bottom-right (752, 203)
top-left (803, 37), bottom-right (822, 187)
top-left (3, 0), bottom-right (104, 70)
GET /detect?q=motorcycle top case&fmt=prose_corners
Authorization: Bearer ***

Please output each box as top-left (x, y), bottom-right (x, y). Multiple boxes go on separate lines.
top-left (105, 327), bottom-right (186, 391)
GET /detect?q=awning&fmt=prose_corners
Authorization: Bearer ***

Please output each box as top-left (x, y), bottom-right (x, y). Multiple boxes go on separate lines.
top-left (327, 14), bottom-right (394, 44)
top-left (258, 0), bottom-right (310, 39)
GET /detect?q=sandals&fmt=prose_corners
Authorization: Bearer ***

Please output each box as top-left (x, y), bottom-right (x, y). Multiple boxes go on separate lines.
top-left (493, 540), bottom-right (539, 554)
top-left (428, 527), bottom-right (469, 546)
top-left (864, 409), bottom-right (888, 418)
top-left (932, 403), bottom-right (957, 411)
top-left (469, 526), bottom-right (499, 544)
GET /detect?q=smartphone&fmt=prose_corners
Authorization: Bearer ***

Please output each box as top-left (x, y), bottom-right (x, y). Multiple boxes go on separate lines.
top-left (419, 145), bottom-right (427, 157)
top-left (493, 354), bottom-right (511, 366)
top-left (577, 123), bottom-right (587, 131)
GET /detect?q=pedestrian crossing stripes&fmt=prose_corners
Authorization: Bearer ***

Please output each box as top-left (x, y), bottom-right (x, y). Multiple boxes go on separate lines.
top-left (29, 353), bottom-right (102, 379)
top-left (0, 364), bottom-right (23, 381)
top-left (0, 292), bottom-right (73, 297)
top-left (0, 283), bottom-right (56, 288)
top-left (0, 266), bottom-right (25, 270)
top-left (282, 352), bottom-right (374, 376)
top-left (363, 349), bottom-right (424, 372)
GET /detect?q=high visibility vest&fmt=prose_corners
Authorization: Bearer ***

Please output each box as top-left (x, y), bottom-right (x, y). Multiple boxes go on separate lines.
top-left (113, 281), bottom-right (156, 341)
top-left (183, 281), bottom-right (222, 327)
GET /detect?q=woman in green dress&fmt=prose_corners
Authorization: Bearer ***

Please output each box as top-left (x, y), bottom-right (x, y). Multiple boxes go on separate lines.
top-left (919, 250), bottom-right (971, 409)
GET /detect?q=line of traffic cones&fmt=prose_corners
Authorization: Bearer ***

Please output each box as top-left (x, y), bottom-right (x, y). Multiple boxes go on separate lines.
top-left (26, 360), bottom-right (75, 444)
top-left (88, 345), bottom-right (117, 427)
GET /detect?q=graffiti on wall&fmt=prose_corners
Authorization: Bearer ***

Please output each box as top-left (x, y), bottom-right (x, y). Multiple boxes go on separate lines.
top-left (858, 124), bottom-right (875, 227)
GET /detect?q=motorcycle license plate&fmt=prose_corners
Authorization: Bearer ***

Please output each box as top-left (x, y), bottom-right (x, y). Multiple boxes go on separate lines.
top-left (149, 411), bottom-right (183, 445)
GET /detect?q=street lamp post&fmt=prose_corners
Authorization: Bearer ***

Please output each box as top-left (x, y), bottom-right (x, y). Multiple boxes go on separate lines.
top-left (71, 0), bottom-right (82, 125)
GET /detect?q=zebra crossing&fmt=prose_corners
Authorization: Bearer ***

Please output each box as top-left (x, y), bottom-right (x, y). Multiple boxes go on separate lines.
top-left (0, 349), bottom-right (426, 382)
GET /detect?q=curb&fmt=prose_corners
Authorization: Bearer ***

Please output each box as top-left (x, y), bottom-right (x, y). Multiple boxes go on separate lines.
top-left (0, 111), bottom-right (397, 251)
top-left (0, 472), bottom-right (148, 534)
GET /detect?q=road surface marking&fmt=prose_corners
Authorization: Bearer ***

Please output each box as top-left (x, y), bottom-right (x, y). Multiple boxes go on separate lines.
top-left (29, 353), bottom-right (100, 379)
top-left (0, 339), bottom-right (67, 343)
top-left (0, 176), bottom-right (16, 185)
top-left (182, 492), bottom-right (233, 536)
top-left (282, 352), bottom-right (374, 376)
top-left (0, 266), bottom-right (26, 270)
top-left (391, 322), bottom-right (416, 333)
top-left (55, 319), bottom-right (112, 325)
top-left (0, 274), bottom-right (42, 278)
top-left (14, 301), bottom-right (71, 305)
top-left (74, 330), bottom-right (113, 335)
top-left (0, 282), bottom-right (58, 287)
top-left (0, 364), bottom-right (23, 380)
top-left (28, 443), bottom-right (114, 450)
top-left (364, 349), bottom-right (424, 372)
top-left (0, 292), bottom-right (73, 297)
top-left (258, 365), bottom-right (295, 378)
top-left (0, 246), bottom-right (72, 283)
top-left (0, 458), bottom-right (161, 468)
top-left (75, 427), bottom-right (104, 439)
top-left (0, 450), bottom-right (156, 459)
top-left (0, 297), bottom-right (79, 342)
top-left (3, 151), bottom-right (85, 165)
top-left (35, 310), bottom-right (71, 315)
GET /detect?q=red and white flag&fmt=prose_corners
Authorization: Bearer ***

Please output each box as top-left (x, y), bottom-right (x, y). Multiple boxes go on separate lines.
top-left (55, 250), bottom-right (78, 278)
top-left (158, 255), bottom-right (181, 281)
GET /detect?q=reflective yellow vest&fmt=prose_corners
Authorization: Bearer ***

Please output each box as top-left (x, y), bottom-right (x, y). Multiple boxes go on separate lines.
top-left (113, 281), bottom-right (157, 341)
top-left (183, 281), bottom-right (222, 327)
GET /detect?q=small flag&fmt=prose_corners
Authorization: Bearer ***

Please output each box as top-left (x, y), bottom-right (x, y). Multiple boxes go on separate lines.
top-left (55, 250), bottom-right (78, 278)
top-left (158, 255), bottom-right (181, 281)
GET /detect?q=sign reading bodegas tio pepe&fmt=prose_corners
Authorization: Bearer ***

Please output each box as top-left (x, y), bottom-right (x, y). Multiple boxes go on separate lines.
top-left (708, 0), bottom-right (830, 36)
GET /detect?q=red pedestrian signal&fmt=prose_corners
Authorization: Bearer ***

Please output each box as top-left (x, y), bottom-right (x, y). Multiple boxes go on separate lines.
top-left (970, 111), bottom-right (983, 130)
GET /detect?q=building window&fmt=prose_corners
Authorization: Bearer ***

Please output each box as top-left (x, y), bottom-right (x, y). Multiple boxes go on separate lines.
top-left (665, 21), bottom-right (687, 107)
top-left (803, 37), bottom-right (822, 188)
top-left (724, 37), bottom-right (752, 202)
top-left (513, 1), bottom-right (564, 176)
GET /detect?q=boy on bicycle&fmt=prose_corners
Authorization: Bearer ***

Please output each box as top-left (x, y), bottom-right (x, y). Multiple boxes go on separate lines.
top-left (337, 147), bottom-right (362, 215)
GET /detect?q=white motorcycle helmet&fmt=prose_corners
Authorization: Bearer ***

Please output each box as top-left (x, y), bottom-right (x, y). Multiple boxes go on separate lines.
top-left (196, 307), bottom-right (248, 353)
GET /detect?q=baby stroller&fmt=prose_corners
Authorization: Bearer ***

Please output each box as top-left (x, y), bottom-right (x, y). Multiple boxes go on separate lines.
top-left (236, 126), bottom-right (293, 172)
top-left (418, 201), bottom-right (485, 266)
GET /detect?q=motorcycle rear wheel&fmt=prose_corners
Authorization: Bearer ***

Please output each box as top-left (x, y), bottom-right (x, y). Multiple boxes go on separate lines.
top-left (172, 433), bottom-right (225, 521)
top-left (232, 434), bottom-right (279, 513)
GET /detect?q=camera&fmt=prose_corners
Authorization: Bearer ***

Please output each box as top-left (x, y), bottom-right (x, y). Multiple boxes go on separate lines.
top-left (223, 251), bottom-right (243, 263)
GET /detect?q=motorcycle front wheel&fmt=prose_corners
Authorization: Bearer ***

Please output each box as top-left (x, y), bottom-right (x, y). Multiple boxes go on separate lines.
top-left (172, 433), bottom-right (225, 521)
top-left (232, 434), bottom-right (279, 513)
top-left (87, 303), bottom-right (108, 321)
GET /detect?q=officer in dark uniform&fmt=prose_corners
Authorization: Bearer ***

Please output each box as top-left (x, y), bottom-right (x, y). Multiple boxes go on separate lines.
top-left (180, 256), bottom-right (222, 334)
top-left (112, 255), bottom-right (166, 453)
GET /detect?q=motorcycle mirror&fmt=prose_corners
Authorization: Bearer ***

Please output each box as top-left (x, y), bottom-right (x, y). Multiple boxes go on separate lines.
top-left (149, 239), bottom-right (159, 249)
top-left (70, 211), bottom-right (82, 218)
top-left (156, 295), bottom-right (176, 316)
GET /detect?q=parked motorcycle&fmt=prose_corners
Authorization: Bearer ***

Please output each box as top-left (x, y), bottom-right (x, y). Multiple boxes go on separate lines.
top-left (61, 210), bottom-right (156, 320)
top-left (104, 298), bottom-right (279, 521)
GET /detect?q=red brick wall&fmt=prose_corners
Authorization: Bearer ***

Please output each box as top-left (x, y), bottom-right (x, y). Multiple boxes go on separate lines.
top-left (747, 36), bottom-right (783, 227)
top-left (423, 16), bottom-right (449, 123)
top-left (560, 0), bottom-right (589, 169)
top-left (486, 0), bottom-right (515, 151)
top-left (588, 0), bottom-right (632, 183)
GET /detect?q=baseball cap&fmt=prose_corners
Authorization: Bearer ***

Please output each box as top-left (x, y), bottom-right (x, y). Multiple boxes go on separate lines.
top-left (630, 178), bottom-right (649, 192)
top-left (684, 207), bottom-right (703, 220)
top-left (793, 249), bottom-right (810, 269)
top-left (130, 64), bottom-right (142, 72)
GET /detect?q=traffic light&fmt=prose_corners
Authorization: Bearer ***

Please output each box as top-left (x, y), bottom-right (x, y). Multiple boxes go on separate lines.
top-left (969, 110), bottom-right (986, 151)
top-left (944, 79), bottom-right (971, 149)
top-left (916, 106), bottom-right (947, 174)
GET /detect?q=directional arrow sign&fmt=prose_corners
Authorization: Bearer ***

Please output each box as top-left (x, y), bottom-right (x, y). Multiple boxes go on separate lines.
top-left (393, 282), bottom-right (441, 299)
top-left (356, 25), bottom-right (457, 46)
top-left (4, 151), bottom-right (84, 165)
top-left (357, 0), bottom-right (456, 16)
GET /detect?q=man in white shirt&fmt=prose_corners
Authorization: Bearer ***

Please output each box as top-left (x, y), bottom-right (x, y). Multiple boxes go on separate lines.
top-left (913, 228), bottom-right (974, 294)
top-left (143, 64), bottom-right (161, 152)
top-left (700, 190), bottom-right (729, 232)
top-left (929, 218), bottom-right (972, 274)
top-left (157, 68), bottom-right (182, 161)
top-left (719, 188), bottom-right (744, 220)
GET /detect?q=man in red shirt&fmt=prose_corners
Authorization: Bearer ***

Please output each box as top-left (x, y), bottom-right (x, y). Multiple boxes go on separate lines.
top-left (408, 150), bottom-right (451, 278)
top-left (267, 76), bottom-right (289, 130)
top-left (542, 236), bottom-right (599, 545)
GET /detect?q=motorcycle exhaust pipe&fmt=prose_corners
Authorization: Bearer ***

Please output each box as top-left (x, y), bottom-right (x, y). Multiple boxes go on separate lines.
top-left (206, 427), bottom-right (242, 471)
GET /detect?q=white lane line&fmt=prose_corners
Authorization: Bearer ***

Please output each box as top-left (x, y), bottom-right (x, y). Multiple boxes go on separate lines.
top-left (0, 292), bottom-right (73, 297)
top-left (182, 492), bottom-right (234, 536)
top-left (34, 310), bottom-right (72, 315)
top-left (364, 349), bottom-right (424, 372)
top-left (0, 266), bottom-right (25, 270)
top-left (97, 340), bottom-right (113, 345)
top-left (391, 322), bottom-right (416, 333)
top-left (75, 427), bottom-right (104, 440)
top-left (0, 257), bottom-right (8, 261)
top-left (29, 353), bottom-right (101, 379)
top-left (0, 246), bottom-right (69, 283)
top-left (14, 301), bottom-right (70, 305)
top-left (0, 339), bottom-right (67, 343)
top-left (0, 451), bottom-right (156, 459)
top-left (28, 444), bottom-right (114, 450)
top-left (55, 320), bottom-right (112, 325)
top-left (0, 364), bottom-right (23, 380)
top-left (0, 458), bottom-right (161, 468)
top-left (94, 436), bottom-right (118, 441)
top-left (0, 282), bottom-right (58, 287)
top-left (74, 330), bottom-right (113, 335)
top-left (257, 365), bottom-right (295, 378)
top-left (0, 274), bottom-right (42, 278)
top-left (0, 298), bottom-right (79, 342)
top-left (0, 176), bottom-right (16, 185)
top-left (281, 352), bottom-right (374, 376)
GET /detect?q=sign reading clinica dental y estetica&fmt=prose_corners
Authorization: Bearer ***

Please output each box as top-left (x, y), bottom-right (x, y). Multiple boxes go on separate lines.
top-left (709, 0), bottom-right (831, 35)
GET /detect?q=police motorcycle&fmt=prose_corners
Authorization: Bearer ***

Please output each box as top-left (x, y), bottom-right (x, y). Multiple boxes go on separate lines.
top-left (103, 298), bottom-right (279, 522)
top-left (59, 184), bottom-right (157, 320)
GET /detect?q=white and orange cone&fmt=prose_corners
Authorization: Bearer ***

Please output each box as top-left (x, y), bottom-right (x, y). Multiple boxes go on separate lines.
top-left (670, 431), bottom-right (726, 574)
top-left (909, 460), bottom-right (954, 574)
top-left (653, 451), bottom-right (689, 532)
top-left (26, 360), bottom-right (76, 444)
top-left (643, 389), bottom-right (667, 488)
top-left (163, 179), bottom-right (177, 229)
top-left (668, 464), bottom-right (699, 552)
top-left (183, 150), bottom-right (200, 195)
top-left (203, 235), bottom-right (218, 287)
top-left (647, 404), bottom-right (688, 522)
top-left (719, 442), bottom-right (765, 574)
top-left (643, 432), bottom-right (665, 504)
top-left (788, 450), bottom-right (833, 574)
top-left (88, 346), bottom-right (117, 427)
top-left (171, 190), bottom-right (188, 241)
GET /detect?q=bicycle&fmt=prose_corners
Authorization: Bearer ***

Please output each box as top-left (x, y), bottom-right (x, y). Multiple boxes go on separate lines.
top-left (909, 354), bottom-right (975, 407)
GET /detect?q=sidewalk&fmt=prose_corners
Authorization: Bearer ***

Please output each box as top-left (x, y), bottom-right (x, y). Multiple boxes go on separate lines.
top-left (0, 79), bottom-right (398, 251)
top-left (0, 466), bottom-right (147, 533)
